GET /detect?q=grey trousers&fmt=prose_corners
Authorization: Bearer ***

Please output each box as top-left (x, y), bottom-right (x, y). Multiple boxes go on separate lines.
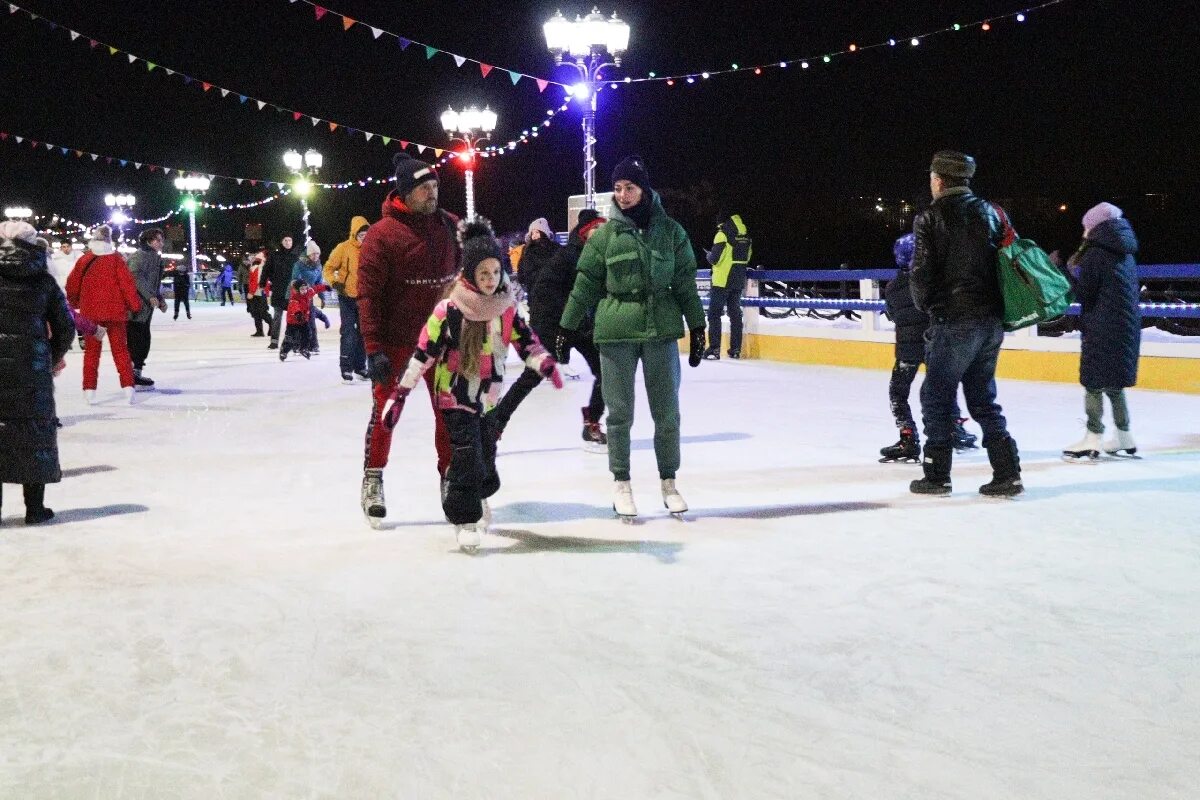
top-left (599, 339), bottom-right (682, 481)
top-left (1085, 388), bottom-right (1130, 434)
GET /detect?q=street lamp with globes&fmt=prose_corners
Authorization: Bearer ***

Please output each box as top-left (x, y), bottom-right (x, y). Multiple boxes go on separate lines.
top-left (544, 7), bottom-right (630, 209)
top-left (104, 193), bottom-right (136, 243)
top-left (440, 105), bottom-right (497, 222)
top-left (173, 175), bottom-right (210, 276)
top-left (283, 148), bottom-right (323, 240)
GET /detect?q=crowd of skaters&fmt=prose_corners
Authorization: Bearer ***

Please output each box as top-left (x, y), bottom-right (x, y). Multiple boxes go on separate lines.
top-left (0, 148), bottom-right (1145, 536)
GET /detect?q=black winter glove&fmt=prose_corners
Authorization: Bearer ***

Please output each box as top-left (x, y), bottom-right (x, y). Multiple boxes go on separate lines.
top-left (554, 330), bottom-right (571, 365)
top-left (688, 327), bottom-right (706, 368)
top-left (366, 351), bottom-right (393, 384)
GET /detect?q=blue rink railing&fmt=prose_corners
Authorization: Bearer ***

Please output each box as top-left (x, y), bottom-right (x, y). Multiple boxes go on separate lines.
top-left (697, 267), bottom-right (1200, 319)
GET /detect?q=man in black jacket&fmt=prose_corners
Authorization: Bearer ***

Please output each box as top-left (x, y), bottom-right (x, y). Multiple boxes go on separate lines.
top-left (265, 235), bottom-right (296, 349)
top-left (909, 151), bottom-right (1022, 497)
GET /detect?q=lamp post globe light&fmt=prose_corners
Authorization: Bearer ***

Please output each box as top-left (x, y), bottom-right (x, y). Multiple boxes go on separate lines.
top-left (103, 192), bottom-right (136, 242)
top-left (4, 206), bottom-right (34, 220)
top-left (174, 175), bottom-right (211, 276)
top-left (283, 148), bottom-right (322, 241)
top-left (440, 105), bottom-right (498, 222)
top-left (544, 7), bottom-right (630, 209)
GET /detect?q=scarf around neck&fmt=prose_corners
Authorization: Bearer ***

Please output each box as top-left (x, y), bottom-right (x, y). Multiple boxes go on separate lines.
top-left (449, 277), bottom-right (514, 322)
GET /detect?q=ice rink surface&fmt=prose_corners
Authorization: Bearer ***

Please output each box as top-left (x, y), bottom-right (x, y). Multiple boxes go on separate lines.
top-left (2, 303), bottom-right (1198, 799)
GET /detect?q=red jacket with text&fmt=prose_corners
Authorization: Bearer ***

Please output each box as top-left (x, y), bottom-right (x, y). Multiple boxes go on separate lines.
top-left (357, 192), bottom-right (460, 353)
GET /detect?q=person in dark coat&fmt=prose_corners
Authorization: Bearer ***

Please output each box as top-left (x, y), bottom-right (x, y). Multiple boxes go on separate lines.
top-left (125, 227), bottom-right (166, 388)
top-left (517, 218), bottom-right (559, 306)
top-left (0, 222), bottom-right (76, 525)
top-left (879, 233), bottom-right (971, 462)
top-left (1062, 202), bottom-right (1141, 458)
top-left (485, 210), bottom-right (609, 450)
top-left (265, 235), bottom-right (297, 349)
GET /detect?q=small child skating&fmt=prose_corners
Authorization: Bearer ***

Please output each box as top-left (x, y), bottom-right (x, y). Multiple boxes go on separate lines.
top-left (279, 279), bottom-right (329, 361)
top-left (880, 233), bottom-right (976, 463)
top-left (380, 221), bottom-right (562, 551)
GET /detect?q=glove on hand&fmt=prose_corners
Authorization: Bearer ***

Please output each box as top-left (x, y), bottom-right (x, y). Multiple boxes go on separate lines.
top-left (380, 386), bottom-right (412, 430)
top-left (538, 355), bottom-right (564, 389)
top-left (688, 327), bottom-right (706, 368)
top-left (553, 331), bottom-right (571, 365)
top-left (366, 351), bottom-right (393, 384)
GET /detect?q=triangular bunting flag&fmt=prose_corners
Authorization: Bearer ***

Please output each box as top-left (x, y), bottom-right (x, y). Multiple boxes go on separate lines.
top-left (7, 4), bottom-right (17, 14)
top-left (75, 150), bottom-right (83, 157)
top-left (399, 140), bottom-right (409, 150)
top-left (257, 100), bottom-right (266, 110)
top-left (108, 46), bottom-right (118, 55)
top-left (91, 154), bottom-right (98, 161)
top-left (480, 63), bottom-right (493, 78)
top-left (381, 136), bottom-right (391, 146)
top-left (149, 165), bottom-right (159, 172)
top-left (434, 148), bottom-right (444, 157)
top-left (202, 82), bottom-right (212, 92)
top-left (250, 179), bottom-right (258, 186)
top-left (370, 27), bottom-right (383, 39)
top-left (128, 54), bottom-right (137, 63)
top-left (509, 71), bottom-right (522, 85)
top-left (220, 88), bottom-right (229, 97)
top-left (311, 117), bottom-right (321, 126)
top-left (293, 112), bottom-right (302, 121)
top-left (452, 55), bottom-right (466, 68)
top-left (417, 144), bottom-right (426, 153)
top-left (536, 79), bottom-right (549, 92)
top-left (146, 62), bottom-right (156, 71)
top-left (60, 147), bottom-right (68, 155)
top-left (13, 136), bottom-right (22, 143)
top-left (425, 46), bottom-right (436, 60)
top-left (341, 16), bottom-right (355, 30)
top-left (397, 37), bottom-right (410, 50)
top-left (106, 157), bottom-right (113, 164)
top-left (69, 30), bottom-right (79, 41)
top-left (328, 122), bottom-right (338, 132)
top-left (165, 68), bottom-right (174, 76)
top-left (89, 39), bottom-right (98, 48)
top-left (0, 132), bottom-right (7, 140)
top-left (314, 6), bottom-right (327, 20)
top-left (239, 95), bottom-right (248, 103)
top-left (236, 178), bottom-right (243, 185)
top-left (183, 75), bottom-right (192, 84)
top-left (119, 159), bottom-right (127, 166)
top-left (43, 142), bottom-right (52, 149)
top-left (364, 132), bottom-right (374, 141)
top-left (134, 162), bottom-right (142, 169)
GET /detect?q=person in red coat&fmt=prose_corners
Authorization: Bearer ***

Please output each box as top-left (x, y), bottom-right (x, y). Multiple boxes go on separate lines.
top-left (357, 153), bottom-right (460, 524)
top-left (65, 225), bottom-right (143, 403)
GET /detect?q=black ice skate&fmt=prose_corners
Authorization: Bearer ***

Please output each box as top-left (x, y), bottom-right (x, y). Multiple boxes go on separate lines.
top-left (909, 446), bottom-right (952, 496)
top-left (952, 418), bottom-right (979, 451)
top-left (880, 428), bottom-right (920, 463)
top-left (581, 407), bottom-right (607, 453)
top-left (702, 347), bottom-right (720, 361)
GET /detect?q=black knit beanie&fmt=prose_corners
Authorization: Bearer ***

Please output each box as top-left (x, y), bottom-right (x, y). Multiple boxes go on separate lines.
top-left (460, 219), bottom-right (503, 287)
top-left (611, 155), bottom-right (651, 194)
top-left (393, 152), bottom-right (439, 197)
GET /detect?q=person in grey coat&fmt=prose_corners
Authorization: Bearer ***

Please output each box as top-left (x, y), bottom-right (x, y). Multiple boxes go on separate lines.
top-left (0, 221), bottom-right (76, 525)
top-left (1062, 203), bottom-right (1142, 459)
top-left (125, 227), bottom-right (167, 388)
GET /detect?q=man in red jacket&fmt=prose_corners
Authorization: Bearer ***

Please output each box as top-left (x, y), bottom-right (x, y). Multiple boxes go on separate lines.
top-left (358, 153), bottom-right (460, 524)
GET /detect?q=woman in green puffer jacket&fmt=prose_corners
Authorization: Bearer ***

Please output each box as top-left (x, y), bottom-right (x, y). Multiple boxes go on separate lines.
top-left (559, 156), bottom-right (706, 520)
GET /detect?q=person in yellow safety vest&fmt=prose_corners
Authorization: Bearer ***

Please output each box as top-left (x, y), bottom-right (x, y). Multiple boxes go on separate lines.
top-left (704, 214), bottom-right (752, 359)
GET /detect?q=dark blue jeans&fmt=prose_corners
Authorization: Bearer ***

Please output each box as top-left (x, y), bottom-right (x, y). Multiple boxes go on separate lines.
top-left (920, 317), bottom-right (1010, 449)
top-left (338, 294), bottom-right (366, 374)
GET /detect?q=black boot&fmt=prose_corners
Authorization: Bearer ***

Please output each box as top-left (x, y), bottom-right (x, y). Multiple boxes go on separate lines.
top-left (909, 445), bottom-right (952, 495)
top-left (702, 346), bottom-right (720, 361)
top-left (880, 427), bottom-right (920, 463)
top-left (23, 484), bottom-right (54, 524)
top-left (952, 418), bottom-right (978, 451)
top-left (980, 437), bottom-right (1024, 497)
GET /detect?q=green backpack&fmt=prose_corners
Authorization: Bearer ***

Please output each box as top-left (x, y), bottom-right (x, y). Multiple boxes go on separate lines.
top-left (993, 207), bottom-right (1073, 331)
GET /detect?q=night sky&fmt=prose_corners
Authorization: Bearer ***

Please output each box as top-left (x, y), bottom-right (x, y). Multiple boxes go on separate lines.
top-left (0, 0), bottom-right (1193, 264)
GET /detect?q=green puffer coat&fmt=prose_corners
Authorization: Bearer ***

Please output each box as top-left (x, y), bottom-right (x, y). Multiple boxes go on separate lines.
top-left (559, 192), bottom-right (705, 344)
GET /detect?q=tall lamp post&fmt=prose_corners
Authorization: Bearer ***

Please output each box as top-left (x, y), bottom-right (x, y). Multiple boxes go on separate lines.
top-left (544, 7), bottom-right (630, 209)
top-left (174, 175), bottom-right (210, 276)
top-left (104, 193), bottom-right (136, 243)
top-left (283, 148), bottom-right (322, 241)
top-left (440, 106), bottom-right (497, 222)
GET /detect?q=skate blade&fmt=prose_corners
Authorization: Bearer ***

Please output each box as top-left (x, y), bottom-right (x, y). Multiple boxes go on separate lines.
top-left (1061, 452), bottom-right (1100, 463)
top-left (878, 456), bottom-right (920, 464)
top-left (459, 544), bottom-right (479, 554)
top-left (613, 506), bottom-right (638, 524)
top-left (1103, 450), bottom-right (1140, 458)
top-left (583, 443), bottom-right (608, 454)
top-left (366, 517), bottom-right (383, 530)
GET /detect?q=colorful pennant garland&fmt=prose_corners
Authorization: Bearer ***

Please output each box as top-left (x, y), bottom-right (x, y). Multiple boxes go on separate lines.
top-left (2, 2), bottom-right (559, 158)
top-left (285, 0), bottom-right (566, 91)
top-left (614, 0), bottom-right (1070, 87)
